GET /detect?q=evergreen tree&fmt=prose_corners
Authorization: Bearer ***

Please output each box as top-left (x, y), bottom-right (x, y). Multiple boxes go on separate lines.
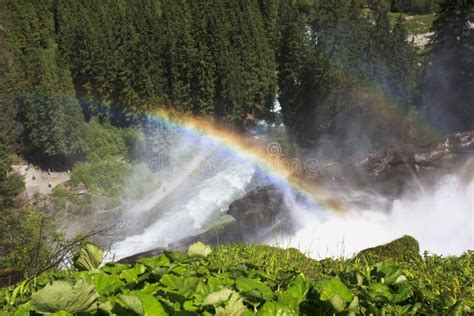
top-left (425, 0), bottom-right (473, 131)
top-left (189, 0), bottom-right (216, 116)
top-left (389, 15), bottom-right (418, 109)
top-left (277, 1), bottom-right (313, 136)
top-left (7, 0), bottom-right (85, 165)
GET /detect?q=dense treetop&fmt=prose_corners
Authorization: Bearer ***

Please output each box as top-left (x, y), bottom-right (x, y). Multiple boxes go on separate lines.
top-left (0, 0), bottom-right (471, 167)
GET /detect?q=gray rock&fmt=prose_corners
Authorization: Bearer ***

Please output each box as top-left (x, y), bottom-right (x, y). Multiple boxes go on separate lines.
top-left (227, 185), bottom-right (293, 240)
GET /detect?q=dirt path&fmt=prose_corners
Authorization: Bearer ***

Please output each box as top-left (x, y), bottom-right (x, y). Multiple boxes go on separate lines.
top-left (12, 163), bottom-right (70, 197)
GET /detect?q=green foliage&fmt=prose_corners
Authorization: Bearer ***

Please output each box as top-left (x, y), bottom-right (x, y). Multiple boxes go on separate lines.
top-left (188, 242), bottom-right (213, 258)
top-left (49, 0), bottom-right (278, 125)
top-left (5, 0), bottom-right (85, 163)
top-left (70, 159), bottom-right (130, 196)
top-left (1, 243), bottom-right (472, 315)
top-left (30, 279), bottom-right (99, 314)
top-left (82, 119), bottom-right (129, 162)
top-left (0, 206), bottom-right (48, 270)
top-left (277, 0), bottom-right (422, 144)
top-left (74, 243), bottom-right (104, 272)
top-left (69, 119), bottom-right (148, 197)
top-left (209, 243), bottom-right (322, 278)
top-left (314, 278), bottom-right (353, 312)
top-left (0, 166), bottom-right (23, 210)
top-left (51, 185), bottom-right (78, 208)
top-left (388, 13), bottom-right (436, 35)
top-left (16, 94), bottom-right (85, 163)
top-left (390, 0), bottom-right (440, 14)
top-left (0, 97), bottom-right (24, 209)
top-left (1, 0), bottom-right (469, 154)
top-left (3, 0), bottom-right (464, 151)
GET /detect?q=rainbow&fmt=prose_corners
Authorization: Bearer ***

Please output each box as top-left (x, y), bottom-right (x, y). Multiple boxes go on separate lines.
top-left (145, 109), bottom-right (346, 214)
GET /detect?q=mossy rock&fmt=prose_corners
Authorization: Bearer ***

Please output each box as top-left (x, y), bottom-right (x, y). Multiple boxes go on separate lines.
top-left (356, 235), bottom-right (422, 263)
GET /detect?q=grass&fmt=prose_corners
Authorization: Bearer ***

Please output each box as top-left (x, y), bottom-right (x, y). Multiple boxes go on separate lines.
top-left (209, 243), bottom-right (322, 278)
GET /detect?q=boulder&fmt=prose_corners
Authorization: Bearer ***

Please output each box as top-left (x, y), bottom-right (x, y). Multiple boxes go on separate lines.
top-left (356, 235), bottom-right (422, 263)
top-left (227, 185), bottom-right (292, 240)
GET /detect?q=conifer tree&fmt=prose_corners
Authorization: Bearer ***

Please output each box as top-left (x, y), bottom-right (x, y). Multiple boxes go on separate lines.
top-left (389, 15), bottom-right (417, 109)
top-left (425, 0), bottom-right (473, 131)
top-left (8, 0), bottom-right (85, 164)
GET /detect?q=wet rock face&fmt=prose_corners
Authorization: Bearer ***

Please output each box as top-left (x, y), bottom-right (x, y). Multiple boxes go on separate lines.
top-left (117, 247), bottom-right (166, 264)
top-left (0, 268), bottom-right (24, 287)
top-left (168, 215), bottom-right (240, 251)
top-left (227, 185), bottom-right (291, 239)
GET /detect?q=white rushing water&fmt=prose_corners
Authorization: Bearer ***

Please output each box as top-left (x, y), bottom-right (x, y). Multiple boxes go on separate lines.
top-left (110, 154), bottom-right (255, 260)
top-left (272, 165), bottom-right (474, 258)
top-left (109, 118), bottom-right (473, 261)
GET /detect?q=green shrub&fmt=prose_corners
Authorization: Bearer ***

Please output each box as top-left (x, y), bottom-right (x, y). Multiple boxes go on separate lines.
top-left (51, 185), bottom-right (78, 207)
top-left (83, 119), bottom-right (128, 162)
top-left (70, 159), bottom-right (131, 196)
top-left (0, 206), bottom-right (49, 270)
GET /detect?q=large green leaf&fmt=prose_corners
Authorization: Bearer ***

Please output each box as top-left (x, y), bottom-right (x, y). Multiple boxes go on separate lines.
top-left (236, 277), bottom-right (274, 301)
top-left (134, 291), bottom-right (168, 316)
top-left (80, 272), bottom-right (124, 295)
top-left (51, 312), bottom-right (73, 316)
top-left (31, 280), bottom-right (99, 314)
top-left (160, 274), bottom-right (200, 298)
top-left (376, 261), bottom-right (406, 285)
top-left (116, 292), bottom-right (168, 315)
top-left (74, 243), bottom-right (104, 271)
top-left (257, 301), bottom-right (298, 316)
top-left (102, 263), bottom-right (129, 275)
top-left (194, 276), bottom-right (235, 304)
top-left (13, 302), bottom-right (30, 316)
top-left (368, 282), bottom-right (393, 301)
top-left (119, 264), bottom-right (147, 283)
top-left (188, 242), bottom-right (212, 257)
top-left (276, 275), bottom-right (309, 312)
top-left (314, 278), bottom-right (353, 312)
top-left (215, 292), bottom-right (248, 316)
top-left (392, 284), bottom-right (413, 303)
top-left (138, 255), bottom-right (171, 268)
top-left (117, 294), bottom-right (144, 314)
top-left (203, 288), bottom-right (234, 306)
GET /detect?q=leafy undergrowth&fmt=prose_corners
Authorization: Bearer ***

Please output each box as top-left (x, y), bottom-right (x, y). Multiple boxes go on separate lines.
top-left (387, 13), bottom-right (436, 35)
top-left (0, 242), bottom-right (472, 315)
